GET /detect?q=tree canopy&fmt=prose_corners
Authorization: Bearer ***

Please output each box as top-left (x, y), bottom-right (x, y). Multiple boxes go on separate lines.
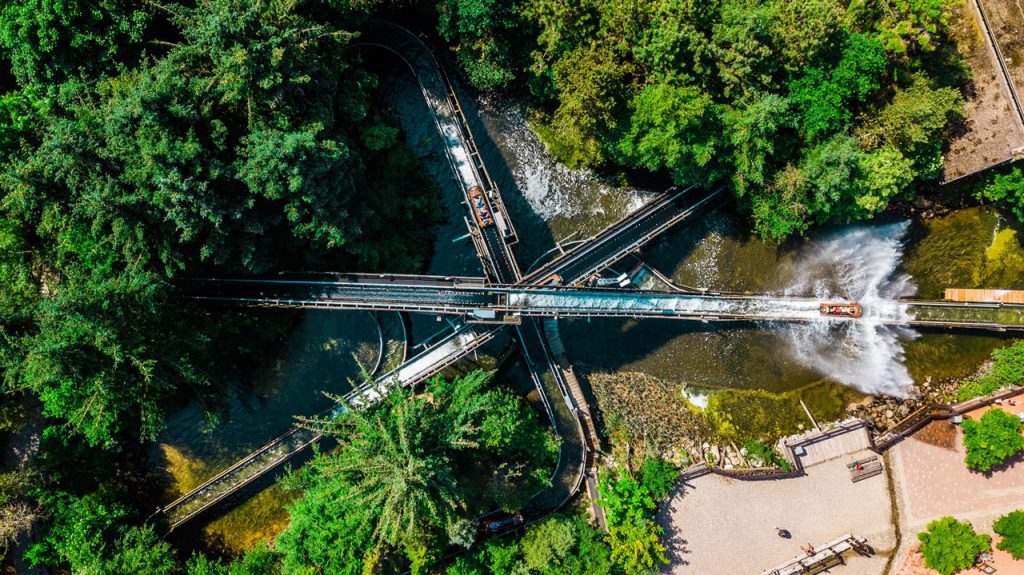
top-left (0, 0), bottom-right (441, 448)
top-left (278, 371), bottom-right (557, 574)
top-left (441, 0), bottom-right (967, 239)
top-left (917, 516), bottom-right (991, 575)
top-left (962, 408), bottom-right (1024, 472)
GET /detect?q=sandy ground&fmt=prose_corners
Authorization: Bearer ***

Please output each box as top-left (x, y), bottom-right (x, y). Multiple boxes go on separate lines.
top-left (888, 402), bottom-right (1024, 575)
top-left (658, 450), bottom-right (896, 575)
top-left (942, 0), bottom-right (1024, 182)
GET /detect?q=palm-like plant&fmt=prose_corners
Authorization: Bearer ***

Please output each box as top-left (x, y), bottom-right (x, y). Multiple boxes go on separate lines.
top-left (296, 371), bottom-right (494, 546)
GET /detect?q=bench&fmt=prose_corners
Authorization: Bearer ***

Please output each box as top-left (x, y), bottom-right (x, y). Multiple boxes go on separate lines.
top-left (847, 455), bottom-right (878, 469)
top-left (850, 460), bottom-right (883, 483)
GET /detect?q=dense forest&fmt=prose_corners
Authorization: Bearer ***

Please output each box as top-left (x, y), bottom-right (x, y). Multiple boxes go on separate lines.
top-left (440, 0), bottom-right (972, 237)
top-left (0, 0), bottom-right (1021, 573)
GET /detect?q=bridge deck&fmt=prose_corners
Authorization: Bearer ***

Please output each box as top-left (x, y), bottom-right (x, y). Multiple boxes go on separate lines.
top-left (186, 279), bottom-right (1024, 331)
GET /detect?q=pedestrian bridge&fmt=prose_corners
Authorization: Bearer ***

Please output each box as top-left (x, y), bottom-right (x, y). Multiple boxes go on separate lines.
top-left (186, 275), bottom-right (1024, 332)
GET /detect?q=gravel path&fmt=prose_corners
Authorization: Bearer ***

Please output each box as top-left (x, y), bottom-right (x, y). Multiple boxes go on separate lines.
top-left (658, 452), bottom-right (896, 575)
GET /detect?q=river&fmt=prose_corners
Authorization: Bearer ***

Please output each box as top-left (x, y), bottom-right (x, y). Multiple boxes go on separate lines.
top-left (151, 47), bottom-right (1024, 554)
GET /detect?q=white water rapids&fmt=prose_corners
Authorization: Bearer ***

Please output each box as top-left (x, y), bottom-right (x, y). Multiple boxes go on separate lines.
top-left (779, 222), bottom-right (918, 397)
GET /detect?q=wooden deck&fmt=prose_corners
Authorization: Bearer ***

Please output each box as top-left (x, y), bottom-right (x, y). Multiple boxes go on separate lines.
top-left (945, 288), bottom-right (1024, 304)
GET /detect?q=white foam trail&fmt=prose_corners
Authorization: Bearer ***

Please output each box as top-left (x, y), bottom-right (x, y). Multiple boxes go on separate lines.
top-left (478, 99), bottom-right (655, 221)
top-left (779, 222), bottom-right (918, 397)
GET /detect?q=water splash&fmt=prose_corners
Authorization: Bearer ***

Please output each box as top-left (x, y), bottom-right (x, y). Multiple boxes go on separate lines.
top-left (779, 222), bottom-right (919, 397)
top-left (477, 98), bottom-right (654, 224)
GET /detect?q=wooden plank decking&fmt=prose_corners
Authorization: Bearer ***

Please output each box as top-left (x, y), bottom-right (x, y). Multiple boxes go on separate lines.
top-left (945, 288), bottom-right (1024, 304)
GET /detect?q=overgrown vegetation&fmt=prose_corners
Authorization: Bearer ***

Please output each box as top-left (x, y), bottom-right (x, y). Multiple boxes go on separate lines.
top-left (917, 516), bottom-right (991, 575)
top-left (961, 408), bottom-right (1024, 472)
top-left (956, 340), bottom-right (1024, 401)
top-left (0, 0), bottom-right (441, 450)
top-left (439, 0), bottom-right (968, 238)
top-left (743, 440), bottom-right (793, 471)
top-left (447, 514), bottom-right (613, 575)
top-left (275, 370), bottom-right (557, 573)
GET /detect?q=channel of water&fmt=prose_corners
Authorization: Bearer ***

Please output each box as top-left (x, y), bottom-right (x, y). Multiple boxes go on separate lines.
top-left (150, 41), bottom-right (1024, 555)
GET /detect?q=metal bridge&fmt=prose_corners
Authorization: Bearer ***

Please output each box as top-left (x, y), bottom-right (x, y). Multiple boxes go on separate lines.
top-left (185, 276), bottom-right (1024, 332)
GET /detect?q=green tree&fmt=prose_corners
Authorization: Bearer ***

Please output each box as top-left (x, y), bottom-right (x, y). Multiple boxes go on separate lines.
top-left (711, 0), bottom-right (779, 97)
top-left (872, 0), bottom-right (960, 54)
top-left (859, 75), bottom-right (963, 177)
top-left (917, 516), bottom-right (991, 575)
top-left (977, 167), bottom-right (1024, 222)
top-left (962, 408), bottom-right (1024, 472)
top-left (994, 510), bottom-right (1024, 560)
top-left (607, 516), bottom-right (668, 574)
top-left (0, 0), bottom-right (148, 93)
top-left (281, 371), bottom-right (555, 571)
top-left (724, 93), bottom-right (793, 197)
top-left (27, 490), bottom-right (175, 574)
top-left (437, 0), bottom-right (527, 90)
top-left (613, 82), bottom-right (723, 185)
top-left (521, 515), bottom-right (578, 572)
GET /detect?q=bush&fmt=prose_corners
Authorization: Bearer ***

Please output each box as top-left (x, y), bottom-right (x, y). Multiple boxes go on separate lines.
top-left (957, 341), bottom-right (1024, 401)
top-left (994, 510), bottom-right (1024, 560)
top-left (962, 408), bottom-right (1024, 472)
top-left (743, 440), bottom-right (793, 471)
top-left (637, 457), bottom-right (679, 499)
top-left (918, 517), bottom-right (991, 575)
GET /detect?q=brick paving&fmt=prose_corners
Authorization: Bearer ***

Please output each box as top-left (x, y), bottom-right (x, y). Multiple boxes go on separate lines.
top-left (889, 413), bottom-right (1024, 530)
top-left (887, 398), bottom-right (1024, 574)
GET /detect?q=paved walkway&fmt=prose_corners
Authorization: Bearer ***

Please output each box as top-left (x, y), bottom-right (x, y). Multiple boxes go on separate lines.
top-left (658, 450), bottom-right (895, 575)
top-left (887, 401), bottom-right (1024, 575)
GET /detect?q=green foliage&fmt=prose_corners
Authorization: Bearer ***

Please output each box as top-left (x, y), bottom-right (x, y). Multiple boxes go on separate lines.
top-left (994, 510), bottom-right (1024, 560)
top-left (279, 371), bottom-right (556, 573)
top-left (976, 167), bottom-right (1024, 222)
top-left (961, 408), bottom-right (1024, 472)
top-left (637, 456), bottom-right (679, 499)
top-left (438, 0), bottom-right (527, 90)
top-left (612, 82), bottom-right (723, 186)
top-left (917, 516), bottom-right (991, 575)
top-left (445, 515), bottom-right (612, 575)
top-left (860, 75), bottom-right (963, 177)
top-left (789, 33), bottom-right (886, 143)
top-left (464, 0), bottom-right (969, 238)
top-left (0, 0), bottom-right (441, 448)
top-left (597, 457), bottom-right (671, 573)
top-left (743, 440), bottom-right (793, 471)
top-left (872, 0), bottom-right (961, 54)
top-left (0, 0), bottom-right (148, 94)
top-left (27, 490), bottom-right (175, 574)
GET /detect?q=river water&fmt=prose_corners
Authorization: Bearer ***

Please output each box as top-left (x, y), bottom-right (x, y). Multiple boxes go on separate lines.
top-left (152, 48), bottom-right (1024, 554)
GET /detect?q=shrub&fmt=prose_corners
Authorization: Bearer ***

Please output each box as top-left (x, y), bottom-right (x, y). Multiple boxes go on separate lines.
top-left (994, 510), bottom-right (1024, 560)
top-left (962, 408), bottom-right (1024, 472)
top-left (918, 516), bottom-right (990, 575)
top-left (743, 440), bottom-right (794, 471)
top-left (957, 341), bottom-right (1024, 401)
top-left (637, 457), bottom-right (679, 499)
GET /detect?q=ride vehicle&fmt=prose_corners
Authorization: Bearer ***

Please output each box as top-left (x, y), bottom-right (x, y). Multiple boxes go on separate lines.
top-left (819, 303), bottom-right (863, 317)
top-left (467, 185), bottom-right (494, 228)
top-left (481, 513), bottom-right (524, 533)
